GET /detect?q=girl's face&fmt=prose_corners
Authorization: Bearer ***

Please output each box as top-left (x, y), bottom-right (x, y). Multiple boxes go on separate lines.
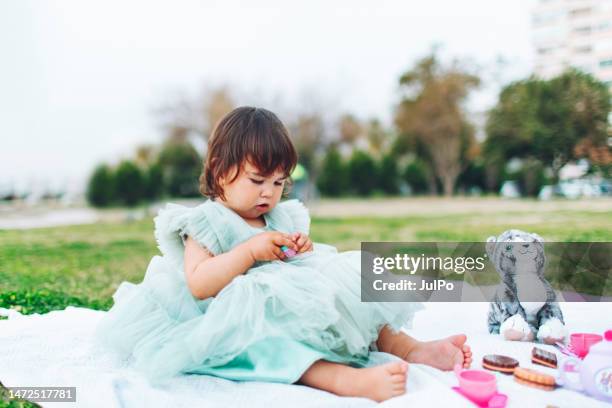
top-left (216, 160), bottom-right (287, 221)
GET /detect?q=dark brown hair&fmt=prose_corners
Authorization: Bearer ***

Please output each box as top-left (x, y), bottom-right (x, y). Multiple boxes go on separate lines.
top-left (200, 106), bottom-right (298, 201)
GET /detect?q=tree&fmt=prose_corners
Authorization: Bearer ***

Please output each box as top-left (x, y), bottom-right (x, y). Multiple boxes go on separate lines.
top-left (457, 158), bottom-right (486, 193)
top-left (378, 154), bottom-right (400, 195)
top-left (366, 119), bottom-right (390, 157)
top-left (86, 165), bottom-right (115, 207)
top-left (518, 158), bottom-right (548, 197)
top-left (289, 113), bottom-right (326, 175)
top-left (158, 141), bottom-right (201, 197)
top-left (549, 70), bottom-right (610, 174)
top-left (338, 114), bottom-right (363, 146)
top-left (134, 144), bottom-right (156, 167)
top-left (316, 145), bottom-right (348, 197)
top-left (394, 53), bottom-right (480, 196)
top-left (144, 162), bottom-right (164, 200)
top-left (403, 159), bottom-right (429, 194)
top-left (203, 86), bottom-right (236, 138)
top-left (347, 150), bottom-right (378, 196)
top-left (574, 138), bottom-right (612, 177)
top-left (114, 161), bottom-right (145, 206)
top-left (391, 135), bottom-right (439, 194)
top-left (485, 69), bottom-right (611, 180)
top-left (155, 86), bottom-right (236, 145)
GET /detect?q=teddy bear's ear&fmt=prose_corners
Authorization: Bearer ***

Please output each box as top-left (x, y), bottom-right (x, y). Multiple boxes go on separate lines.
top-left (531, 232), bottom-right (544, 243)
top-left (486, 236), bottom-right (497, 258)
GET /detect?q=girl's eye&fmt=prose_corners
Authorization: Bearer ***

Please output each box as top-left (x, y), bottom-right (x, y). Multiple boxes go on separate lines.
top-left (250, 178), bottom-right (284, 186)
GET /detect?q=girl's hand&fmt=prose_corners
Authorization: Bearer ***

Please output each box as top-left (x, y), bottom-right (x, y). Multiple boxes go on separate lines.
top-left (290, 232), bottom-right (313, 253)
top-left (247, 231), bottom-right (299, 262)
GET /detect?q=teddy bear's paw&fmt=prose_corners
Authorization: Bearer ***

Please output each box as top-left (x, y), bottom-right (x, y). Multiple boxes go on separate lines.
top-left (537, 317), bottom-right (567, 345)
top-left (501, 314), bottom-right (533, 341)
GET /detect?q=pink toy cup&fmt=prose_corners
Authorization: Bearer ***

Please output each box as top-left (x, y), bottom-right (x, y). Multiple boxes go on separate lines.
top-left (570, 333), bottom-right (603, 358)
top-left (454, 364), bottom-right (497, 405)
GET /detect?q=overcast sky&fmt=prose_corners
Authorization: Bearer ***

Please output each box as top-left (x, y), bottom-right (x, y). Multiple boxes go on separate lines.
top-left (0, 0), bottom-right (534, 191)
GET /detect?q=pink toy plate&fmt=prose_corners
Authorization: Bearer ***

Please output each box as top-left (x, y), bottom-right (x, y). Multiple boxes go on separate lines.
top-left (452, 387), bottom-right (508, 408)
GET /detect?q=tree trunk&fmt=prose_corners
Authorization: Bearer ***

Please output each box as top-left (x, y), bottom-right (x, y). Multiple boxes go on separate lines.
top-left (441, 175), bottom-right (455, 196)
top-left (425, 166), bottom-right (438, 195)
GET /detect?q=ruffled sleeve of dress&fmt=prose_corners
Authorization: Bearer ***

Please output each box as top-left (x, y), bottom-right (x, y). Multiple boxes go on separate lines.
top-left (276, 199), bottom-right (311, 234)
top-left (182, 201), bottom-right (224, 256)
top-left (153, 203), bottom-right (192, 271)
top-left (153, 201), bottom-right (223, 279)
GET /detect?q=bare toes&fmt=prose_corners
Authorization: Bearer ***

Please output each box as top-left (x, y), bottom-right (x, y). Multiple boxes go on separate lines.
top-left (386, 361), bottom-right (408, 375)
top-left (391, 374), bottom-right (406, 383)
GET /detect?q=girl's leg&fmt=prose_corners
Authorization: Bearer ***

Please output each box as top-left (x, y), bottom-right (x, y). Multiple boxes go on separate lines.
top-left (376, 325), bottom-right (473, 370)
top-left (297, 359), bottom-right (408, 402)
top-left (375, 325), bottom-right (420, 360)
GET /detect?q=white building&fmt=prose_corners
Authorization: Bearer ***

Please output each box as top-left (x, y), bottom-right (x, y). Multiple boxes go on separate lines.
top-left (532, 0), bottom-right (612, 88)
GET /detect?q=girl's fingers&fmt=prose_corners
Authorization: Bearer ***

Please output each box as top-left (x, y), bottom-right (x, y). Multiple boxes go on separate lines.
top-left (297, 236), bottom-right (307, 247)
top-left (287, 238), bottom-right (299, 251)
top-left (277, 237), bottom-right (298, 251)
top-left (273, 247), bottom-right (285, 260)
top-left (298, 240), bottom-right (313, 253)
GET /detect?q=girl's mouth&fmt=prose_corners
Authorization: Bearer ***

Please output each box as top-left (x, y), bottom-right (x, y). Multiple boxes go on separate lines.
top-left (256, 204), bottom-right (269, 210)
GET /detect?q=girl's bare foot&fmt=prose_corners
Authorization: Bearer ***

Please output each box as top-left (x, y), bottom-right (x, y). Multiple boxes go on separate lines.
top-left (407, 334), bottom-right (472, 370)
top-left (335, 361), bottom-right (408, 402)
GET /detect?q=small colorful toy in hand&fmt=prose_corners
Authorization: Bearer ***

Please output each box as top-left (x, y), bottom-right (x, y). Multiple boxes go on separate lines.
top-left (486, 229), bottom-right (567, 344)
top-left (280, 245), bottom-right (297, 258)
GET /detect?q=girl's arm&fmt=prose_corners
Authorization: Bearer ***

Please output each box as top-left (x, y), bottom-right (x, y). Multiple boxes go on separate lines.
top-left (183, 231), bottom-right (297, 300)
top-left (183, 236), bottom-right (255, 300)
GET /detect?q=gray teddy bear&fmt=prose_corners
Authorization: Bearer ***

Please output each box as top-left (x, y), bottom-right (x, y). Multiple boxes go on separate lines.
top-left (486, 229), bottom-right (567, 344)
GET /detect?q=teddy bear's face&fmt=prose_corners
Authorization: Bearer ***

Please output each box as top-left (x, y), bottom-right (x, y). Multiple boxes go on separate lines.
top-left (487, 229), bottom-right (545, 277)
top-left (503, 240), bottom-right (539, 263)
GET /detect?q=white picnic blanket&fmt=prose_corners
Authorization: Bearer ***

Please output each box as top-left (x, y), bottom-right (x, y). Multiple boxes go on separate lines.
top-left (1, 302), bottom-right (610, 407)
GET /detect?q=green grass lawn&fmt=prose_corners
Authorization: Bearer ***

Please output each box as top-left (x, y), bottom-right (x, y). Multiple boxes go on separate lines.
top-left (0, 204), bottom-right (610, 316)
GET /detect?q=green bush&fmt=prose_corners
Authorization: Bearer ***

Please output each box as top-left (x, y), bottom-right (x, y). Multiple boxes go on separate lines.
top-left (347, 150), bottom-right (378, 196)
top-left (403, 159), bottom-right (429, 194)
top-left (378, 154), bottom-right (400, 195)
top-left (316, 147), bottom-right (348, 197)
top-left (86, 165), bottom-right (115, 207)
top-left (144, 162), bottom-right (164, 200)
top-left (158, 143), bottom-right (201, 197)
top-left (114, 160), bottom-right (146, 206)
top-left (457, 160), bottom-right (486, 193)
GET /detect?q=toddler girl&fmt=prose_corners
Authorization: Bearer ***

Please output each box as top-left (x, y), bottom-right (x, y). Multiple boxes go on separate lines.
top-left (96, 106), bottom-right (472, 402)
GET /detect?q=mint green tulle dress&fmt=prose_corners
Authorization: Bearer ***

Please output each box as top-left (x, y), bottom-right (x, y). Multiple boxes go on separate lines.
top-left (95, 199), bottom-right (423, 385)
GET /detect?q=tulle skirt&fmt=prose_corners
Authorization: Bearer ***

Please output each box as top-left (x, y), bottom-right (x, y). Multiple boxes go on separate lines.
top-left (95, 245), bottom-right (423, 385)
